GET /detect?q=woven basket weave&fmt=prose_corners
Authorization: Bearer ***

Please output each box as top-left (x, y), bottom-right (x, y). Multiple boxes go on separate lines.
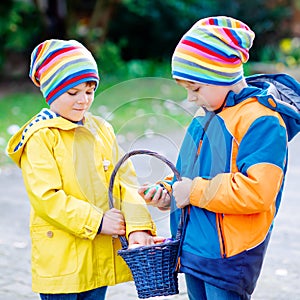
top-left (108, 149), bottom-right (182, 299)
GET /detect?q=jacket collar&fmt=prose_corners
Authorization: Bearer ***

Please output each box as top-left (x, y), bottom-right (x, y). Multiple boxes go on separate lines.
top-left (223, 73), bottom-right (300, 141)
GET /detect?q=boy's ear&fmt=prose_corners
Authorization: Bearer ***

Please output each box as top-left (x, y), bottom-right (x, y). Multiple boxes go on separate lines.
top-left (175, 79), bottom-right (184, 84)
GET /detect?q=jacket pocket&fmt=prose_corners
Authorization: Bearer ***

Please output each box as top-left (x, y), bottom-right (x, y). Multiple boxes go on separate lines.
top-left (31, 226), bottom-right (78, 277)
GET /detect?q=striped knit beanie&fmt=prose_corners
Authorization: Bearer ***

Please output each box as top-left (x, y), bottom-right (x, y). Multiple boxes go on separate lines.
top-left (29, 39), bottom-right (99, 105)
top-left (172, 16), bottom-right (255, 85)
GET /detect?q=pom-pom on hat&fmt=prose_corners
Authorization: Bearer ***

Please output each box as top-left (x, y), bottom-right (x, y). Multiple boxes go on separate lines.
top-left (172, 16), bottom-right (255, 85)
top-left (29, 39), bottom-right (99, 105)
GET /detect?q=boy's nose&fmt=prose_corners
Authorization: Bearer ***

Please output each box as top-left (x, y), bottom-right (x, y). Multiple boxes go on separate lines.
top-left (77, 95), bottom-right (89, 103)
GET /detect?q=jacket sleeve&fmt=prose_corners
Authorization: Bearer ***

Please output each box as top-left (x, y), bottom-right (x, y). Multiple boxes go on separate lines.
top-left (190, 115), bottom-right (288, 214)
top-left (157, 174), bottom-right (174, 194)
top-left (119, 168), bottom-right (157, 238)
top-left (21, 128), bottom-right (102, 240)
top-left (103, 123), bottom-right (157, 237)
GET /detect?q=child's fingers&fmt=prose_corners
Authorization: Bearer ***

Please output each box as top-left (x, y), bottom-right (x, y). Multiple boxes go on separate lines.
top-left (142, 186), bottom-right (158, 203)
top-left (138, 186), bottom-right (148, 196)
top-left (153, 236), bottom-right (166, 244)
top-left (101, 209), bottom-right (126, 236)
top-left (138, 183), bottom-right (152, 196)
top-left (138, 184), bottom-right (170, 208)
top-left (149, 186), bottom-right (164, 204)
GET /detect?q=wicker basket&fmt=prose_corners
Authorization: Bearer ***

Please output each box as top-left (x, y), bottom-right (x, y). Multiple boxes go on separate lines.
top-left (108, 150), bottom-right (183, 299)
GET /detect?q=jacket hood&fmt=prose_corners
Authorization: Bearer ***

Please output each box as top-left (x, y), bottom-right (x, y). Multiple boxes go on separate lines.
top-left (246, 73), bottom-right (300, 141)
top-left (7, 108), bottom-right (78, 167)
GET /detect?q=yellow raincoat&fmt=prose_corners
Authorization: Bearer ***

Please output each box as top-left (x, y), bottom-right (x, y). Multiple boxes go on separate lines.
top-left (7, 110), bottom-right (156, 293)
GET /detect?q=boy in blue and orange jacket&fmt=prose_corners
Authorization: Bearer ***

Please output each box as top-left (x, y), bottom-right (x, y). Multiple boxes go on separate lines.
top-left (139, 16), bottom-right (300, 299)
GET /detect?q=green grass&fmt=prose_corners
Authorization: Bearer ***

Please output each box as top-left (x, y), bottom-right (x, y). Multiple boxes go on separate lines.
top-left (0, 76), bottom-right (193, 167)
top-left (0, 91), bottom-right (46, 165)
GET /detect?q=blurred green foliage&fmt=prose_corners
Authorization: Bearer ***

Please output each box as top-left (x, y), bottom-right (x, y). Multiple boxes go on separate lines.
top-left (279, 37), bottom-right (300, 66)
top-left (0, 91), bottom-right (44, 165)
top-left (0, 0), bottom-right (42, 71)
top-left (0, 0), bottom-right (297, 80)
top-left (107, 0), bottom-right (294, 62)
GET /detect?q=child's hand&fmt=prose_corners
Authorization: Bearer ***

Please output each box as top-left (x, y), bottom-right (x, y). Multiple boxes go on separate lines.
top-left (128, 231), bottom-right (166, 248)
top-left (128, 231), bottom-right (154, 247)
top-left (138, 184), bottom-right (171, 210)
top-left (101, 208), bottom-right (125, 236)
top-left (153, 236), bottom-right (167, 244)
top-left (173, 177), bottom-right (193, 208)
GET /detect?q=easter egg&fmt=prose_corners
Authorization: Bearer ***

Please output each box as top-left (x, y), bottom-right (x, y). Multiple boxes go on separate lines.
top-left (144, 184), bottom-right (161, 198)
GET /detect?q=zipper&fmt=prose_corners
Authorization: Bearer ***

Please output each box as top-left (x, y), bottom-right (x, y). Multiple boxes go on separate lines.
top-left (195, 112), bottom-right (214, 160)
top-left (217, 213), bottom-right (227, 258)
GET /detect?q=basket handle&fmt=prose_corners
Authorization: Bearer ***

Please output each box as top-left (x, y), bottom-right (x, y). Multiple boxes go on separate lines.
top-left (108, 149), bottom-right (183, 248)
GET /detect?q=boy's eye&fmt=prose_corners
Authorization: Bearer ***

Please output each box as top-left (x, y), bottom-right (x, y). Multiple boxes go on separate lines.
top-left (187, 87), bottom-right (200, 93)
top-left (190, 85), bottom-right (202, 92)
top-left (67, 89), bottom-right (94, 96)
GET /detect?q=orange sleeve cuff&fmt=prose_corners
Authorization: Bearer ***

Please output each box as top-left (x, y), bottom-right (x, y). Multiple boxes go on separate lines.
top-left (190, 177), bottom-right (210, 208)
top-left (158, 181), bottom-right (172, 194)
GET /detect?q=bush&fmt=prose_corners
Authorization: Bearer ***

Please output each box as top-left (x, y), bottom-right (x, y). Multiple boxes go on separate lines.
top-left (0, 0), bottom-right (42, 73)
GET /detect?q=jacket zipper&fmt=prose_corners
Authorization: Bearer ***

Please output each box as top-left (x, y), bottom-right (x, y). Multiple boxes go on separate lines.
top-left (217, 213), bottom-right (227, 258)
top-left (197, 112), bottom-right (227, 258)
top-left (194, 113), bottom-right (214, 163)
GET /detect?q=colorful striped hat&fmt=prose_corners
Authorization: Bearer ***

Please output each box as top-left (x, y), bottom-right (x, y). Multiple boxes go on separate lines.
top-left (29, 39), bottom-right (99, 104)
top-left (172, 16), bottom-right (255, 85)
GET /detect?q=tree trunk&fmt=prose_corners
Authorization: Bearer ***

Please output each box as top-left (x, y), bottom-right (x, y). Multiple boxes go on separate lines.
top-left (88, 0), bottom-right (122, 43)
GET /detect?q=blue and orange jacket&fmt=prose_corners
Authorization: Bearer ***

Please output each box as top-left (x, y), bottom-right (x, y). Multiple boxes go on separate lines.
top-left (170, 73), bottom-right (300, 297)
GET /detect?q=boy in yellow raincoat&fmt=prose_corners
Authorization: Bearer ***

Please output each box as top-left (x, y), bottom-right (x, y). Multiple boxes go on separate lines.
top-left (6, 39), bottom-right (157, 300)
